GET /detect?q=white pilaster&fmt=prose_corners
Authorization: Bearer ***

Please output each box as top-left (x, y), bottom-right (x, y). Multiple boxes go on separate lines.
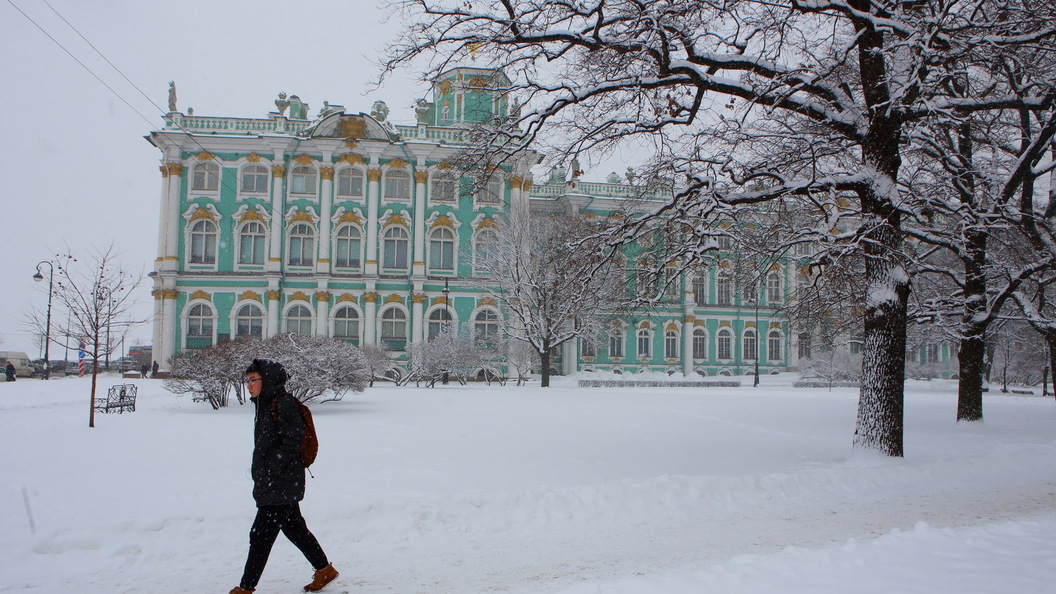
top-left (412, 169), bottom-right (427, 277)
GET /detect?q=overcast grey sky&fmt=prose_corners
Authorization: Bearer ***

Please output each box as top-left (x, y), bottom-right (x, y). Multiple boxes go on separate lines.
top-left (0, 0), bottom-right (428, 356)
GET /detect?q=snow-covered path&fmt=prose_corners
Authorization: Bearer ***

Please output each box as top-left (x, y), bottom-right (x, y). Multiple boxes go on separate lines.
top-left (2, 376), bottom-right (1055, 593)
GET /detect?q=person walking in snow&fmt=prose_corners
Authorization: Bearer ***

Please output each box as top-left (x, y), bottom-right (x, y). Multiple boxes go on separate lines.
top-left (230, 359), bottom-right (338, 594)
top-left (5, 361), bottom-right (15, 382)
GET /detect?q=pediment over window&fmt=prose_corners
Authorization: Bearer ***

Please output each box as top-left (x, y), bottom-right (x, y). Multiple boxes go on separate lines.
top-left (304, 113), bottom-right (398, 142)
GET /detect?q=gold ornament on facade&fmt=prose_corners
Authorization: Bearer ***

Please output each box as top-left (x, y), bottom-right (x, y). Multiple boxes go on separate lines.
top-left (337, 293), bottom-right (357, 303)
top-left (384, 294), bottom-right (403, 304)
top-left (293, 154), bottom-right (316, 165)
top-left (239, 209), bottom-right (265, 224)
top-left (719, 320), bottom-right (732, 328)
top-left (367, 169), bottom-right (382, 182)
top-left (290, 291), bottom-right (310, 302)
top-left (521, 180), bottom-right (532, 192)
top-left (189, 290), bottom-right (211, 302)
top-left (386, 157), bottom-right (408, 169)
top-left (337, 117), bottom-right (367, 139)
top-left (190, 207), bottom-right (216, 222)
top-left (478, 297), bottom-right (497, 307)
top-left (315, 292), bottom-right (331, 302)
top-left (385, 212), bottom-right (409, 227)
top-left (246, 152), bottom-right (262, 163)
top-left (264, 290), bottom-right (281, 302)
top-left (415, 171), bottom-right (429, 184)
top-left (338, 211), bottom-right (363, 225)
top-left (271, 165), bottom-right (286, 178)
top-left (343, 140), bottom-right (358, 150)
top-left (320, 167), bottom-right (334, 181)
top-left (509, 176), bottom-right (523, 189)
top-left (770, 322), bottom-right (782, 329)
top-left (338, 152), bottom-right (364, 166)
top-left (159, 165), bottom-right (169, 177)
top-left (684, 315), bottom-right (696, 323)
top-left (166, 162), bottom-right (184, 175)
top-left (290, 210), bottom-right (314, 224)
top-left (468, 75), bottom-right (490, 88)
top-left (363, 292), bottom-right (379, 303)
top-left (193, 151), bottom-right (215, 161)
top-left (744, 321), bottom-right (757, 329)
top-left (438, 80), bottom-right (453, 95)
top-left (476, 217), bottom-right (498, 230)
top-left (436, 161), bottom-right (452, 170)
top-left (411, 293), bottom-right (427, 304)
top-left (638, 321), bottom-right (651, 329)
top-left (433, 296), bottom-right (450, 306)
top-left (430, 214), bottom-right (454, 229)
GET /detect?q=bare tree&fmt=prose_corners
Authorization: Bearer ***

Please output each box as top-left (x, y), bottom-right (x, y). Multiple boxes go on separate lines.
top-left (471, 211), bottom-right (624, 387)
top-left (384, 0), bottom-right (1056, 455)
top-left (50, 246), bottom-right (145, 427)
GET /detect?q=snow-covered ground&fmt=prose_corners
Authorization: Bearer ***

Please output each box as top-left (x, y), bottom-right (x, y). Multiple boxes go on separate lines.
top-left (1, 374), bottom-right (1055, 593)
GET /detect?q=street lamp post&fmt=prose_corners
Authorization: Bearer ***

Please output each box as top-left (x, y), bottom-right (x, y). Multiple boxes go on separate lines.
top-left (441, 278), bottom-right (451, 385)
top-left (33, 261), bottom-right (54, 380)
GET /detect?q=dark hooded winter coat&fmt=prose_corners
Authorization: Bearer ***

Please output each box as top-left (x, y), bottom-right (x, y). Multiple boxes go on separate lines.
top-left (248, 359), bottom-right (305, 506)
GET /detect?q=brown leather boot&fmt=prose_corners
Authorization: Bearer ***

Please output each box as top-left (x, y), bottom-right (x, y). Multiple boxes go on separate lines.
top-left (303, 563), bottom-right (338, 592)
top-left (229, 588), bottom-right (254, 594)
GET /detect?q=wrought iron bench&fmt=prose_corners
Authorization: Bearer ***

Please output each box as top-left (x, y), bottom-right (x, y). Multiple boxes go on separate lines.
top-left (93, 384), bottom-right (137, 414)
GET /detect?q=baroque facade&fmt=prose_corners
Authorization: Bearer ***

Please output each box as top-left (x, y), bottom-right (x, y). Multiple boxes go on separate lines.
top-left (147, 67), bottom-right (798, 378)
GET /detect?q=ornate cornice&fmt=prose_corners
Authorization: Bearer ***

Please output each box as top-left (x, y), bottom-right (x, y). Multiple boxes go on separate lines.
top-left (289, 291), bottom-right (310, 302)
top-left (415, 171), bottom-right (429, 184)
top-left (386, 157), bottom-right (408, 169)
top-left (314, 292), bottom-right (331, 302)
top-left (165, 162), bottom-right (184, 175)
top-left (271, 165), bottom-right (286, 178)
top-left (337, 152), bottom-right (364, 166)
top-left (193, 151), bottom-right (214, 161)
top-left (411, 293), bottom-right (427, 304)
top-left (363, 292), bottom-right (379, 303)
top-left (366, 168), bottom-right (382, 182)
top-left (293, 154), bottom-right (316, 165)
top-left (385, 294), bottom-right (404, 304)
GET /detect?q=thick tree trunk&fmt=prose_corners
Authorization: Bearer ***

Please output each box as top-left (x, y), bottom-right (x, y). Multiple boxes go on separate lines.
top-left (957, 227), bottom-right (988, 422)
top-left (1045, 331), bottom-right (1056, 405)
top-left (853, 232), bottom-right (910, 456)
top-left (539, 348), bottom-right (551, 388)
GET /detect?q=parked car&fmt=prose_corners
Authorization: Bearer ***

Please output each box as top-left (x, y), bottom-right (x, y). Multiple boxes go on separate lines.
top-left (31, 360), bottom-right (67, 378)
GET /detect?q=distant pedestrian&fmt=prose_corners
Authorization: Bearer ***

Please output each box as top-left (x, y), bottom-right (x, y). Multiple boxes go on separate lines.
top-left (151, 361), bottom-right (159, 378)
top-left (5, 361), bottom-right (15, 382)
top-left (229, 359), bottom-right (338, 594)
top-left (141, 363), bottom-right (149, 378)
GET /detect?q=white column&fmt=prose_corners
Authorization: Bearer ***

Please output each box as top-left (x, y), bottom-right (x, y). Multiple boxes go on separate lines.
top-left (411, 294), bottom-right (425, 344)
top-left (562, 340), bottom-right (578, 375)
top-left (267, 164), bottom-right (286, 273)
top-left (318, 166), bottom-right (334, 274)
top-left (151, 289), bottom-right (164, 368)
top-left (412, 170), bottom-right (427, 277)
top-left (683, 317), bottom-right (694, 377)
top-left (162, 164), bottom-right (182, 271)
top-left (156, 164), bottom-right (171, 266)
top-left (316, 293), bottom-right (330, 337)
top-left (365, 167), bottom-right (381, 275)
top-left (160, 291), bottom-right (177, 370)
top-left (267, 292), bottom-right (280, 337)
top-left (364, 295), bottom-right (378, 345)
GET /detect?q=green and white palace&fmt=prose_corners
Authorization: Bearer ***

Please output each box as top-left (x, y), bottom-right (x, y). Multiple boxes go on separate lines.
top-left (147, 67), bottom-right (805, 379)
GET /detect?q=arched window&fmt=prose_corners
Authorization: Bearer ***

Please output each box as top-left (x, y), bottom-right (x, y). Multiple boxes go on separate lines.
top-left (692, 273), bottom-right (708, 306)
top-left (241, 165), bottom-right (269, 193)
top-left (189, 220), bottom-right (217, 264)
top-left (716, 274), bottom-right (733, 305)
top-left (238, 221), bottom-right (266, 265)
top-left (384, 168), bottom-right (411, 199)
top-left (186, 303), bottom-right (214, 348)
top-left (743, 328), bottom-right (758, 360)
top-left (608, 328), bottom-right (625, 359)
top-left (288, 223), bottom-right (315, 266)
top-left (427, 308), bottom-right (453, 339)
top-left (636, 258), bottom-right (659, 299)
top-left (798, 332), bottom-right (812, 360)
top-left (474, 228), bottom-right (499, 275)
top-left (431, 171), bottom-right (456, 202)
top-left (768, 330), bottom-right (783, 361)
top-left (192, 162), bottom-right (219, 191)
top-left (637, 328), bottom-right (652, 359)
top-left (333, 305), bottom-right (360, 345)
top-left (717, 328), bottom-right (733, 360)
top-left (380, 308), bottom-right (407, 351)
top-left (286, 304), bottom-right (313, 335)
top-left (474, 309), bottom-right (500, 347)
top-left (236, 303), bottom-right (263, 338)
top-left (581, 336), bottom-right (597, 358)
top-left (692, 328), bottom-right (708, 360)
top-left (336, 168), bottom-right (364, 197)
top-left (382, 226), bottom-right (409, 269)
top-left (429, 227), bottom-right (455, 272)
top-left (290, 166), bottom-right (317, 195)
top-left (767, 272), bottom-right (783, 303)
top-left (334, 225), bottom-right (361, 269)
top-left (664, 329), bottom-right (679, 359)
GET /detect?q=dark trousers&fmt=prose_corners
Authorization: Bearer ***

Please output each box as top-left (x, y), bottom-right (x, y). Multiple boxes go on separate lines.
top-left (239, 503), bottom-right (328, 590)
